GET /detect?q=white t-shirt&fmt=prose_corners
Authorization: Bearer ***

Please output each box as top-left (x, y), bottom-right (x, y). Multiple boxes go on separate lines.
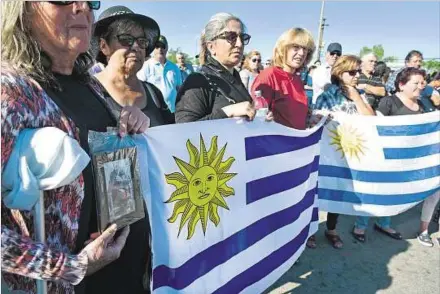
top-left (312, 63), bottom-right (332, 104)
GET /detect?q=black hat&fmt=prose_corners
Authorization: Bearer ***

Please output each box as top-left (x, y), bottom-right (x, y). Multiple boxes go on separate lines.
top-left (327, 43), bottom-right (342, 53)
top-left (94, 6), bottom-right (160, 56)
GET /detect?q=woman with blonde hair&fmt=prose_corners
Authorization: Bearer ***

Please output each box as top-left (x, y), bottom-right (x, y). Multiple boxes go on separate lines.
top-left (240, 50), bottom-right (262, 92)
top-left (313, 55), bottom-right (375, 249)
top-left (1, 2), bottom-right (151, 293)
top-left (251, 27), bottom-right (316, 129)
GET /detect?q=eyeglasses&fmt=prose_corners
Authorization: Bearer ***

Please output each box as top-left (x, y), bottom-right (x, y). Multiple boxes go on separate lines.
top-left (212, 31), bottom-right (251, 46)
top-left (346, 69), bottom-right (362, 76)
top-left (48, 1), bottom-right (101, 10)
top-left (251, 58), bottom-right (262, 63)
top-left (116, 34), bottom-right (149, 49)
top-left (330, 51), bottom-right (342, 57)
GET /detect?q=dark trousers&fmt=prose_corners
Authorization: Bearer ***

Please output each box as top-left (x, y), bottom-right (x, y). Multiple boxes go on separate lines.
top-left (326, 212), bottom-right (339, 231)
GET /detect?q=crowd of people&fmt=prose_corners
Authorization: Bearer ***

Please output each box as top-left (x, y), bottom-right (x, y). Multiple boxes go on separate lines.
top-left (1, 2), bottom-right (439, 293)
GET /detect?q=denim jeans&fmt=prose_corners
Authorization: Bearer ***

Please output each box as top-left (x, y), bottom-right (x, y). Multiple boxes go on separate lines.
top-left (355, 216), bottom-right (391, 230)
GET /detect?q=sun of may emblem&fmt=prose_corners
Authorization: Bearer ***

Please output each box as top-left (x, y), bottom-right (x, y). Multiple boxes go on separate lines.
top-left (329, 124), bottom-right (368, 161)
top-left (165, 134), bottom-right (236, 240)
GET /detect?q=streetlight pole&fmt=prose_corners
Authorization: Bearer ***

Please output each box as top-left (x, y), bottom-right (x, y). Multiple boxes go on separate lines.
top-left (316, 0), bottom-right (328, 62)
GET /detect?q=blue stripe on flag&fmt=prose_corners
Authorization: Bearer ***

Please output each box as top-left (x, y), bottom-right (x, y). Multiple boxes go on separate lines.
top-left (246, 156), bottom-right (319, 204)
top-left (383, 143), bottom-right (439, 159)
top-left (318, 187), bottom-right (440, 205)
top-left (319, 165), bottom-right (440, 183)
top-left (377, 121), bottom-right (440, 136)
top-left (152, 188), bottom-right (316, 291)
top-left (312, 207), bottom-right (319, 222)
top-left (244, 127), bottom-right (323, 160)
top-left (213, 225), bottom-right (310, 294)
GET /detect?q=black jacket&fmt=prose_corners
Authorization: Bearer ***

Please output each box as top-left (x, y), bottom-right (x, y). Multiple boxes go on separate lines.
top-left (175, 56), bottom-right (252, 122)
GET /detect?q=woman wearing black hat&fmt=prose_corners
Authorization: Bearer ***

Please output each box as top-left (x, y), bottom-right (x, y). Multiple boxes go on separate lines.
top-left (92, 5), bottom-right (174, 127)
top-left (85, 6), bottom-right (174, 294)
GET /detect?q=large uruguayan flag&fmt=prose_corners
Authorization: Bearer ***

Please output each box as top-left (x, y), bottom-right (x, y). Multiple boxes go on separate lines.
top-left (141, 118), bottom-right (324, 294)
top-left (318, 111), bottom-right (440, 216)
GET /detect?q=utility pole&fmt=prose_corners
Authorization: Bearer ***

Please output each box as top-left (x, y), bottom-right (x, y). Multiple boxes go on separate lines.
top-left (315, 0), bottom-right (329, 62)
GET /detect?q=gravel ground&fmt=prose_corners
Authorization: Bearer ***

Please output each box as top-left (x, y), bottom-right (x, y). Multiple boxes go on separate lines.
top-left (265, 204), bottom-right (440, 294)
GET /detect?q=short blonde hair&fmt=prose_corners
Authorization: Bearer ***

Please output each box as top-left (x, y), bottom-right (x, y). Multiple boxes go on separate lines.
top-left (331, 55), bottom-right (361, 85)
top-left (242, 50), bottom-right (261, 71)
top-left (272, 28), bottom-right (316, 69)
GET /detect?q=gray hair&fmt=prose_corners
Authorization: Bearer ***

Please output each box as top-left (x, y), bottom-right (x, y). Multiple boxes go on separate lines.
top-left (361, 52), bottom-right (377, 62)
top-left (199, 12), bottom-right (246, 65)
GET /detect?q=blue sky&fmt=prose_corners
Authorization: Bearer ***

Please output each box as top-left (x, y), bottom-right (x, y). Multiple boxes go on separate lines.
top-left (97, 1), bottom-right (440, 61)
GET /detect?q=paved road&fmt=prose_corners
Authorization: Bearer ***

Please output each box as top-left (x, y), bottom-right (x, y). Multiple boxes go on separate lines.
top-left (265, 204), bottom-right (440, 294)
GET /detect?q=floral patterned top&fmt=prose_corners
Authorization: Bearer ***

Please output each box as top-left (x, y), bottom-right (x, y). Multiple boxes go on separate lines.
top-left (1, 66), bottom-right (106, 293)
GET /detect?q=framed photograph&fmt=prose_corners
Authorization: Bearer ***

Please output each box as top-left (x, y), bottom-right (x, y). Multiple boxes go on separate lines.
top-left (92, 146), bottom-right (145, 232)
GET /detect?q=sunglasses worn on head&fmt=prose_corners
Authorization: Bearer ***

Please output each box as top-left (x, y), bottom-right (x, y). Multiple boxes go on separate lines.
top-left (116, 34), bottom-right (149, 49)
top-left (330, 51), bottom-right (342, 57)
top-left (212, 31), bottom-right (251, 46)
top-left (49, 1), bottom-right (101, 10)
top-left (251, 58), bottom-right (261, 63)
top-left (346, 69), bottom-right (362, 76)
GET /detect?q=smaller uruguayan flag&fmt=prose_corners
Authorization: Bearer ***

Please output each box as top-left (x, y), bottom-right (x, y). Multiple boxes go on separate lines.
top-left (141, 118), bottom-right (324, 294)
top-left (318, 111), bottom-right (440, 216)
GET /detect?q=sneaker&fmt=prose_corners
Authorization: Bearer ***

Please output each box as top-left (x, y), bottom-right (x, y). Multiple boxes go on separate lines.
top-left (417, 232), bottom-right (434, 247)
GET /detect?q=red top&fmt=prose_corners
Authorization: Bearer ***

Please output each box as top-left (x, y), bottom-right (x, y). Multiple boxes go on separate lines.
top-left (251, 66), bottom-right (308, 130)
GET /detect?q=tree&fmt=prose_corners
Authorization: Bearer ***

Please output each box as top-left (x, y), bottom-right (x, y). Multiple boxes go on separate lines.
top-left (359, 44), bottom-right (397, 63)
top-left (423, 60), bottom-right (440, 72)
top-left (167, 47), bottom-right (195, 64)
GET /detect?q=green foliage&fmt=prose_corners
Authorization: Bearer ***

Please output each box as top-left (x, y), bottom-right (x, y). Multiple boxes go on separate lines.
top-left (423, 60), bottom-right (440, 71)
top-left (359, 44), bottom-right (397, 63)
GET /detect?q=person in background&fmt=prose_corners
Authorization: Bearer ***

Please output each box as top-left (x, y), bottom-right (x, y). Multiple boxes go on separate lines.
top-left (312, 42), bottom-right (342, 105)
top-left (1, 2), bottom-right (151, 293)
top-left (240, 50), bottom-right (262, 92)
top-left (176, 13), bottom-right (270, 123)
top-left (374, 61), bottom-right (391, 85)
top-left (176, 52), bottom-right (194, 82)
top-left (304, 65), bottom-right (316, 106)
top-left (385, 50), bottom-right (439, 111)
top-left (429, 71), bottom-right (440, 90)
top-left (137, 35), bottom-right (183, 113)
top-left (251, 28), bottom-right (315, 130)
top-left (264, 59), bottom-right (273, 69)
top-left (313, 55), bottom-right (375, 248)
top-left (376, 67), bottom-right (438, 246)
top-left (93, 6), bottom-right (174, 129)
top-left (314, 60), bottom-right (322, 67)
top-left (357, 53), bottom-right (386, 109)
top-left (235, 55), bottom-right (246, 72)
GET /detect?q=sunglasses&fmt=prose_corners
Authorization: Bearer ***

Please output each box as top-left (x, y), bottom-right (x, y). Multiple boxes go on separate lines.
top-left (116, 34), bottom-right (149, 49)
top-left (48, 1), bottom-right (101, 10)
top-left (346, 69), bottom-right (362, 76)
top-left (330, 51), bottom-right (342, 57)
top-left (251, 58), bottom-right (262, 63)
top-left (212, 31), bottom-right (251, 46)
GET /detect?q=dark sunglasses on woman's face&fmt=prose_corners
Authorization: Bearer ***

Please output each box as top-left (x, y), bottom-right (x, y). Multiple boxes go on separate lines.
top-left (346, 69), bottom-right (362, 76)
top-left (330, 51), bottom-right (342, 57)
top-left (116, 34), bottom-right (149, 49)
top-left (212, 31), bottom-right (251, 46)
top-left (251, 58), bottom-right (262, 63)
top-left (48, 1), bottom-right (101, 10)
